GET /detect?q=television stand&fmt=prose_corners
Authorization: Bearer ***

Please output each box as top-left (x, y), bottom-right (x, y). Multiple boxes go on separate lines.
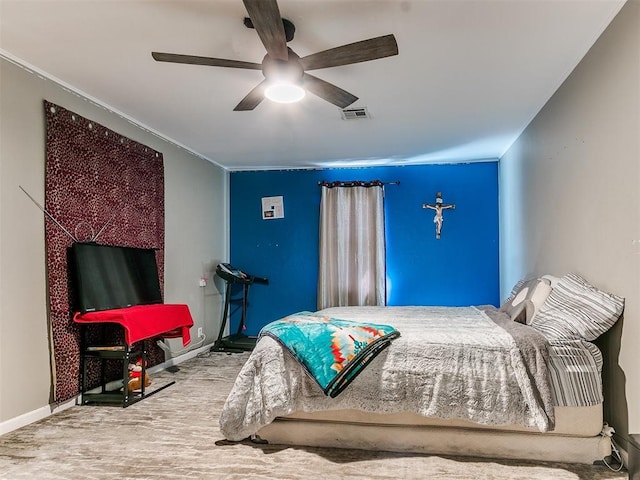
top-left (211, 263), bottom-right (268, 353)
top-left (74, 304), bottom-right (194, 407)
top-left (79, 338), bottom-right (174, 407)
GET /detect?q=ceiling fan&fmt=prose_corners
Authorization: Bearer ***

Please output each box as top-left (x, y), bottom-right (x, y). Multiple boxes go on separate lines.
top-left (151, 0), bottom-right (398, 111)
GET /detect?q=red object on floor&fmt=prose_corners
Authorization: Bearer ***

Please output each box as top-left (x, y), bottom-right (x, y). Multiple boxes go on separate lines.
top-left (73, 304), bottom-right (194, 346)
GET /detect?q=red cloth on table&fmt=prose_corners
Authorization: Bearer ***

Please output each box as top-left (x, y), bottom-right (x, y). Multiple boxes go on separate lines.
top-left (73, 304), bottom-right (194, 346)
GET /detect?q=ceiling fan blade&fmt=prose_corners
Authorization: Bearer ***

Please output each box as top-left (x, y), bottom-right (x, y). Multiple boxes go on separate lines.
top-left (233, 80), bottom-right (268, 111)
top-left (300, 34), bottom-right (398, 71)
top-left (152, 52), bottom-right (262, 70)
top-left (302, 73), bottom-right (358, 108)
top-left (242, 0), bottom-right (288, 61)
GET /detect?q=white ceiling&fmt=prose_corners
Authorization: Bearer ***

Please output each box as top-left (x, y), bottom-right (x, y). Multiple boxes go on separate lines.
top-left (0, 0), bottom-right (626, 171)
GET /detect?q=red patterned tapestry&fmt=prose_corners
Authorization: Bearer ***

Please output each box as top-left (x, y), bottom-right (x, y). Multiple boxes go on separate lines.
top-left (44, 101), bottom-right (165, 403)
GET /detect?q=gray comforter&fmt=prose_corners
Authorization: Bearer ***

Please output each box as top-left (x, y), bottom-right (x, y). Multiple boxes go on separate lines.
top-left (219, 306), bottom-right (554, 441)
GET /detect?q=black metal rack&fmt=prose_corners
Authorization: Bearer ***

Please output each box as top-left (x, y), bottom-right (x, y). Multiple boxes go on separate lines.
top-left (78, 325), bottom-right (174, 407)
top-left (211, 263), bottom-right (268, 353)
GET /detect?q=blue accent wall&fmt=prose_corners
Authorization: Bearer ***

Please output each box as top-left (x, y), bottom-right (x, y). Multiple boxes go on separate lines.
top-left (229, 162), bottom-right (499, 335)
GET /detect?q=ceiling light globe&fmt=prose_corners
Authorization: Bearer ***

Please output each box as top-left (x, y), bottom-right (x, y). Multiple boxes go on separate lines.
top-left (264, 82), bottom-right (305, 104)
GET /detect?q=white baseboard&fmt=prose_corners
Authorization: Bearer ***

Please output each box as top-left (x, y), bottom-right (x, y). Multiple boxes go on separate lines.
top-left (0, 341), bottom-right (215, 437)
top-left (0, 398), bottom-right (77, 436)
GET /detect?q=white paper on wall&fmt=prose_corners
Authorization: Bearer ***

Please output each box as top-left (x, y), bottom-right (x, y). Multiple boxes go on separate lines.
top-left (261, 196), bottom-right (284, 220)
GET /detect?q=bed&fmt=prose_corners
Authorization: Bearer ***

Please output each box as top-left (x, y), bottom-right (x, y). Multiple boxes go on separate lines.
top-left (219, 273), bottom-right (624, 464)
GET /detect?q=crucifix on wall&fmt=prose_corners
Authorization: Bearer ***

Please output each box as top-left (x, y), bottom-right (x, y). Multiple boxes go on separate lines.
top-left (422, 192), bottom-right (455, 239)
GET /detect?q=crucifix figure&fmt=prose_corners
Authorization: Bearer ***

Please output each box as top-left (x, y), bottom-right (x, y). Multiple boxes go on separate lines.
top-left (422, 192), bottom-right (455, 239)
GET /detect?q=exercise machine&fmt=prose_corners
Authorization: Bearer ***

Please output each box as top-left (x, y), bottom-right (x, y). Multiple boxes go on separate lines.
top-left (211, 263), bottom-right (268, 353)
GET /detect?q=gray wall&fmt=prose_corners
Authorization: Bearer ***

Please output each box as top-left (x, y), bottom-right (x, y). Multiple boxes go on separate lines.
top-left (0, 56), bottom-right (228, 425)
top-left (499, 0), bottom-right (639, 446)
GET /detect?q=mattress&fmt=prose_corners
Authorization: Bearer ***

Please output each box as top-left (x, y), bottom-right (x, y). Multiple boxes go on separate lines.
top-left (221, 305), bottom-right (561, 441)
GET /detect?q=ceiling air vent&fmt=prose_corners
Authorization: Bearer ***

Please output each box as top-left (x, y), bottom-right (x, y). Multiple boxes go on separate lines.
top-left (340, 107), bottom-right (370, 120)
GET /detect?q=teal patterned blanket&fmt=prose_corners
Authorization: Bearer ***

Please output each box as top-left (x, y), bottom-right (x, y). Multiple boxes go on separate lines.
top-left (258, 311), bottom-right (400, 398)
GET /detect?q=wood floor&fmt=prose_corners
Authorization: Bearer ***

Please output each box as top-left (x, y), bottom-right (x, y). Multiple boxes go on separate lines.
top-left (0, 351), bottom-right (627, 480)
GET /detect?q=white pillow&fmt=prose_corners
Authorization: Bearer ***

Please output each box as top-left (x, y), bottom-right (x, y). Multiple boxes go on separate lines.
top-left (500, 277), bottom-right (552, 324)
top-left (541, 274), bottom-right (560, 288)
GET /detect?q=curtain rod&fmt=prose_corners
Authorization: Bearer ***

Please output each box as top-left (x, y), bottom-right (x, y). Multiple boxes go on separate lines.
top-left (318, 180), bottom-right (400, 187)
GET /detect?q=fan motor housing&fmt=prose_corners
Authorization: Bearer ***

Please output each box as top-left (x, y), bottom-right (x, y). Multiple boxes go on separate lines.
top-left (261, 49), bottom-right (303, 83)
top-left (244, 17), bottom-right (295, 43)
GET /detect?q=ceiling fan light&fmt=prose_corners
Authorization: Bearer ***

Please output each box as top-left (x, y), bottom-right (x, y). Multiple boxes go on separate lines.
top-left (264, 82), bottom-right (306, 104)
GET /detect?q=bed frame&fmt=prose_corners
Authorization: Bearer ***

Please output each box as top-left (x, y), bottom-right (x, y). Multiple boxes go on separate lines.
top-left (258, 405), bottom-right (611, 464)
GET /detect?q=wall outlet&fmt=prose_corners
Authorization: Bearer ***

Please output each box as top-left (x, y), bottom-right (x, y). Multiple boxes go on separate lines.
top-left (199, 277), bottom-right (207, 287)
top-left (197, 327), bottom-right (203, 338)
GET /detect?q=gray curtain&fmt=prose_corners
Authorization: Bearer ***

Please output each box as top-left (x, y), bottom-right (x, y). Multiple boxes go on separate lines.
top-left (317, 182), bottom-right (386, 309)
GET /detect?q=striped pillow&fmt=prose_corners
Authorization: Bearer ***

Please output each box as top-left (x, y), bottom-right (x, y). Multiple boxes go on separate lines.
top-left (530, 273), bottom-right (624, 341)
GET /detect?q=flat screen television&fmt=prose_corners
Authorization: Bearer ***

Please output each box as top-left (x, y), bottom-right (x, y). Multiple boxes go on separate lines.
top-left (69, 242), bottom-right (163, 313)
